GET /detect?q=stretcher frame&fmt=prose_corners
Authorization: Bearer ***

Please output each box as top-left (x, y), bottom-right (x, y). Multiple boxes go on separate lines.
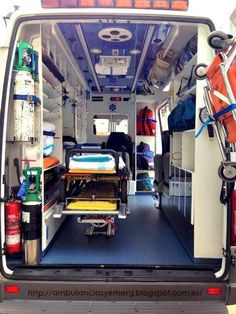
top-left (54, 149), bottom-right (129, 236)
top-left (196, 36), bottom-right (236, 182)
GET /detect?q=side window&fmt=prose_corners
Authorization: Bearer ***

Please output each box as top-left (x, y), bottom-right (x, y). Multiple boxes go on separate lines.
top-left (93, 114), bottom-right (128, 136)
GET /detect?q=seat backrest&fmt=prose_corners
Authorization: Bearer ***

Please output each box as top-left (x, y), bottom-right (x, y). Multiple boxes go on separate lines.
top-left (154, 152), bottom-right (170, 193)
top-left (119, 151), bottom-right (131, 178)
top-left (106, 132), bottom-right (132, 151)
top-left (154, 154), bottom-right (163, 183)
top-left (163, 153), bottom-right (170, 185)
top-left (161, 130), bottom-right (170, 154)
top-left (106, 132), bottom-right (134, 172)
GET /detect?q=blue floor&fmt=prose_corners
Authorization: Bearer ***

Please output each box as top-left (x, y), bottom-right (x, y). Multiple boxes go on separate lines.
top-left (41, 196), bottom-right (193, 266)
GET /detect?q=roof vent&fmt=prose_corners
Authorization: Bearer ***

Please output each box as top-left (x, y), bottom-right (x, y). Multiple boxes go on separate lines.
top-left (98, 27), bottom-right (132, 42)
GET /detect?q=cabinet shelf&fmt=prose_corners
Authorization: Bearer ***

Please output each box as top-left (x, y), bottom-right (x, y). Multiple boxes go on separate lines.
top-left (135, 190), bottom-right (154, 194)
top-left (170, 130), bottom-right (195, 172)
top-left (43, 94), bottom-right (62, 112)
top-left (42, 63), bottom-right (61, 88)
top-left (43, 78), bottom-right (61, 99)
top-left (171, 164), bottom-right (194, 174)
top-left (136, 170), bottom-right (154, 173)
top-left (175, 54), bottom-right (197, 82)
top-left (177, 85), bottom-right (196, 100)
top-left (43, 108), bottom-right (61, 121)
top-left (173, 129), bottom-right (195, 135)
top-left (136, 135), bottom-right (155, 137)
top-left (135, 95), bottom-right (157, 104)
top-left (42, 50), bottom-right (65, 83)
top-left (43, 163), bottom-right (62, 172)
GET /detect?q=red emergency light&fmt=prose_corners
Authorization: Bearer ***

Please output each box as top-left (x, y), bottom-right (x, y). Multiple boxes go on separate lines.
top-left (110, 96), bottom-right (122, 101)
top-left (4, 285), bottom-right (20, 294)
top-left (41, 0), bottom-right (189, 10)
top-left (207, 287), bottom-right (223, 296)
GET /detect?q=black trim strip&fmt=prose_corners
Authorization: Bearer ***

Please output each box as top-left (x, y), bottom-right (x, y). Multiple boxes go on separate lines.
top-left (12, 266), bottom-right (218, 282)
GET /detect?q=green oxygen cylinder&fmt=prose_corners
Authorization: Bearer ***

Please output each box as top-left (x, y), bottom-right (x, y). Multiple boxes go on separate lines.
top-left (13, 41), bottom-right (34, 73)
top-left (23, 167), bottom-right (42, 202)
top-left (22, 167), bottom-right (42, 265)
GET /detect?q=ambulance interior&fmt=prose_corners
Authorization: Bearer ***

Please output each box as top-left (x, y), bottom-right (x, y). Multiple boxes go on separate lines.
top-left (3, 16), bottom-right (225, 275)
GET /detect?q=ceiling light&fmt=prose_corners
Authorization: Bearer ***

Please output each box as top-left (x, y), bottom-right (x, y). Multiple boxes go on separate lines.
top-left (129, 49), bottom-right (141, 55)
top-left (163, 80), bottom-right (172, 92)
top-left (105, 85), bottom-right (127, 89)
top-left (90, 48), bottom-right (102, 54)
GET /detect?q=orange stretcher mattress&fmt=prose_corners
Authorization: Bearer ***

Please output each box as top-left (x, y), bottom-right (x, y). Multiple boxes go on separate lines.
top-left (43, 156), bottom-right (59, 169)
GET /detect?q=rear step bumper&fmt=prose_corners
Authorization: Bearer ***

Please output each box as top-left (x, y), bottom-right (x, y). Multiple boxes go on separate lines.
top-left (1, 278), bottom-right (227, 303)
top-left (12, 266), bottom-right (218, 282)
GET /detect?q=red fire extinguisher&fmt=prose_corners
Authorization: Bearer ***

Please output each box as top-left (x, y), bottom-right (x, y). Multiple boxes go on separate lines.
top-left (5, 201), bottom-right (21, 254)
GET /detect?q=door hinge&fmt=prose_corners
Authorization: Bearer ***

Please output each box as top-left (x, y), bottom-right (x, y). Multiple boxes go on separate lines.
top-left (223, 248), bottom-right (235, 266)
top-left (0, 245), bottom-right (6, 257)
top-left (0, 175), bottom-right (9, 202)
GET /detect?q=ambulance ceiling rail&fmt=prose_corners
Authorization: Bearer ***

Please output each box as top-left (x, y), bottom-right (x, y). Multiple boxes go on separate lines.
top-left (162, 25), bottom-right (179, 58)
top-left (53, 24), bottom-right (89, 91)
top-left (131, 25), bottom-right (155, 93)
top-left (75, 24), bottom-right (101, 93)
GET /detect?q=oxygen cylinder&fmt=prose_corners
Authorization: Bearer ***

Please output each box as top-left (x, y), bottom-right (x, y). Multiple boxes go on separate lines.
top-left (14, 41), bottom-right (34, 72)
top-left (33, 50), bottom-right (41, 142)
top-left (13, 41), bottom-right (35, 142)
top-left (22, 201), bottom-right (41, 265)
top-left (22, 167), bottom-right (42, 265)
top-left (5, 201), bottom-right (21, 254)
top-left (13, 71), bottom-right (35, 141)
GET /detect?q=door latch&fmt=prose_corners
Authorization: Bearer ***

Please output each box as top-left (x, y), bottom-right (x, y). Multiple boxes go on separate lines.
top-left (223, 248), bottom-right (235, 266)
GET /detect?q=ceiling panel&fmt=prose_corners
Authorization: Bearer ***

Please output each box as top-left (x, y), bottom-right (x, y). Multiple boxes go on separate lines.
top-left (59, 22), bottom-right (174, 94)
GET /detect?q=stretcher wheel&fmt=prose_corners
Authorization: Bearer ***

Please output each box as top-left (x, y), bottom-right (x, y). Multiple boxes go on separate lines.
top-left (218, 164), bottom-right (236, 182)
top-left (194, 63), bottom-right (208, 80)
top-left (199, 107), bottom-right (209, 123)
top-left (207, 31), bottom-right (233, 50)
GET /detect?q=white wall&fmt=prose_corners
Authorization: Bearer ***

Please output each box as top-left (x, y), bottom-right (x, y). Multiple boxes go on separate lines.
top-left (87, 94), bottom-right (135, 143)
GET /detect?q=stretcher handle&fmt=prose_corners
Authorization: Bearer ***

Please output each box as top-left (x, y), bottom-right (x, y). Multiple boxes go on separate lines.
top-left (66, 149), bottom-right (119, 172)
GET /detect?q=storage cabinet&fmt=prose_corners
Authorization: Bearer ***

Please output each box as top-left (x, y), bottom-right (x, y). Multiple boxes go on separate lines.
top-left (170, 130), bottom-right (195, 173)
top-left (168, 44), bottom-right (197, 225)
top-left (169, 165), bottom-right (194, 225)
top-left (41, 24), bottom-right (86, 251)
top-left (167, 25), bottom-right (224, 259)
top-left (135, 97), bottom-right (157, 192)
top-left (172, 54), bottom-right (197, 106)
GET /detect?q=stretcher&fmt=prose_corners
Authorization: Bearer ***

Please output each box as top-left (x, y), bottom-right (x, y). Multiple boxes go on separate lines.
top-left (54, 149), bottom-right (129, 236)
top-left (195, 31), bottom-right (236, 182)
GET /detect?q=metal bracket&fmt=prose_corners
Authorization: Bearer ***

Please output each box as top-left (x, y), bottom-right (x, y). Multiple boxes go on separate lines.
top-left (223, 248), bottom-right (235, 266)
top-left (1, 245), bottom-right (6, 256)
